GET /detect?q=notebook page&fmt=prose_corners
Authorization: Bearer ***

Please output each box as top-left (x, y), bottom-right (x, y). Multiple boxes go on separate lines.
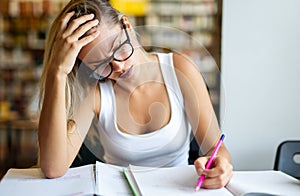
top-left (129, 164), bottom-right (233, 196)
top-left (226, 170), bottom-right (300, 196)
top-left (0, 164), bottom-right (95, 196)
top-left (96, 161), bottom-right (134, 195)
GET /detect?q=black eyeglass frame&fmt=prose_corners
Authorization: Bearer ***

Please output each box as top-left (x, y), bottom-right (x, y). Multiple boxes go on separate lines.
top-left (87, 18), bottom-right (134, 81)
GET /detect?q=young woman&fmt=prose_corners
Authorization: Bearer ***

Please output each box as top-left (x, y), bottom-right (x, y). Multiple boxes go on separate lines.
top-left (38, 0), bottom-right (232, 189)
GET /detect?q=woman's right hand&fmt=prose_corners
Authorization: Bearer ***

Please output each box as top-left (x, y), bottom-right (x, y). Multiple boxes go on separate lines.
top-left (48, 11), bottom-right (99, 77)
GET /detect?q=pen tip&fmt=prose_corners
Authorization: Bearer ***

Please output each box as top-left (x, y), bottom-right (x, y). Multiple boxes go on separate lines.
top-left (195, 187), bottom-right (200, 191)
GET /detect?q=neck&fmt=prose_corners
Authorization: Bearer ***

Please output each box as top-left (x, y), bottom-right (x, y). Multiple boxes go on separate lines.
top-left (113, 49), bottom-right (162, 93)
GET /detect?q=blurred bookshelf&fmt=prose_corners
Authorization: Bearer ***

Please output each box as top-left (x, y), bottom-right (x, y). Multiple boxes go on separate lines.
top-left (114, 0), bottom-right (222, 116)
top-left (0, 0), bottom-right (222, 178)
top-left (0, 0), bottom-right (70, 179)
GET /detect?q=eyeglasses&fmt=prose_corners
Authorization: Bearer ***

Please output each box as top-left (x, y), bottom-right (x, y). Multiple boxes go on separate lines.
top-left (86, 18), bottom-right (134, 81)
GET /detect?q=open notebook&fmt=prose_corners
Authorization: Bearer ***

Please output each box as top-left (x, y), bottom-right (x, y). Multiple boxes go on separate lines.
top-left (0, 161), bottom-right (299, 196)
top-left (96, 162), bottom-right (232, 196)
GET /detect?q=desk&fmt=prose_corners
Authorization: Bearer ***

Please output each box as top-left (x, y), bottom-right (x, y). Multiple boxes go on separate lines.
top-left (0, 162), bottom-right (300, 196)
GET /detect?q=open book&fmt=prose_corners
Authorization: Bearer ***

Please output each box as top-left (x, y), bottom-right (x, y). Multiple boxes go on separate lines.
top-left (0, 161), bottom-right (299, 196)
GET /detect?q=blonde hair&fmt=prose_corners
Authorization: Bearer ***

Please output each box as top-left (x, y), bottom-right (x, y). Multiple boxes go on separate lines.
top-left (38, 0), bottom-right (119, 120)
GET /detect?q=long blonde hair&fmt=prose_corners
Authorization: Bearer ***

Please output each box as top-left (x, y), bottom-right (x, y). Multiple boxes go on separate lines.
top-left (39, 0), bottom-right (119, 119)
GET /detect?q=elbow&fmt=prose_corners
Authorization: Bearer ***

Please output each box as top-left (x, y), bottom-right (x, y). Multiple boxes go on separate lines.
top-left (42, 167), bottom-right (68, 179)
top-left (38, 144), bottom-right (70, 178)
top-left (40, 161), bottom-right (69, 179)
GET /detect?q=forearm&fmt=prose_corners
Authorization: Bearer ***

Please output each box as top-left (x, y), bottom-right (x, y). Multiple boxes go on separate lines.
top-left (38, 70), bottom-right (70, 177)
top-left (206, 144), bottom-right (231, 163)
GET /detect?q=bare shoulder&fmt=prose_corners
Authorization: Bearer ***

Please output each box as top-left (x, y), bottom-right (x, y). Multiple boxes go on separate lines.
top-left (172, 52), bottom-right (207, 97)
top-left (173, 53), bottom-right (196, 71)
top-left (172, 52), bottom-right (202, 80)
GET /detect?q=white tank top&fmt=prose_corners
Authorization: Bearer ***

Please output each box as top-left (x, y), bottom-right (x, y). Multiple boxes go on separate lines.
top-left (97, 53), bottom-right (191, 167)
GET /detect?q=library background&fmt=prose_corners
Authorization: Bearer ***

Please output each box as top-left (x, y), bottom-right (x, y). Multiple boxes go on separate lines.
top-left (0, 0), bottom-right (222, 178)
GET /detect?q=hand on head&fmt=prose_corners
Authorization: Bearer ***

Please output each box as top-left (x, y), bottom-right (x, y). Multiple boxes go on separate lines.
top-left (48, 12), bottom-right (100, 76)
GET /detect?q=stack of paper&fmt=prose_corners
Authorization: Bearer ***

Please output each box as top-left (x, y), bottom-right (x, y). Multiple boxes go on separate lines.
top-left (0, 165), bottom-right (95, 196)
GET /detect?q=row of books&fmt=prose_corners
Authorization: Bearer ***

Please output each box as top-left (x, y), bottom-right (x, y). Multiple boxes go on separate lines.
top-left (0, 0), bottom-right (68, 17)
top-left (148, 1), bottom-right (218, 16)
top-left (146, 15), bottom-right (216, 32)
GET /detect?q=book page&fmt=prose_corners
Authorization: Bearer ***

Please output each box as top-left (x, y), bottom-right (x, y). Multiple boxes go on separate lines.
top-left (226, 170), bottom-right (300, 196)
top-left (96, 161), bottom-right (134, 195)
top-left (129, 164), bottom-right (233, 196)
top-left (0, 164), bottom-right (95, 196)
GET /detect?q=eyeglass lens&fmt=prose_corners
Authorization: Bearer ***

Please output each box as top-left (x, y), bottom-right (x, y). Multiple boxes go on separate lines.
top-left (93, 43), bottom-right (133, 80)
top-left (114, 43), bottom-right (133, 61)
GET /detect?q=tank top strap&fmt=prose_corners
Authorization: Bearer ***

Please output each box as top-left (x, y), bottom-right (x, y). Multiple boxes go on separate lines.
top-left (99, 81), bottom-right (115, 126)
top-left (156, 53), bottom-right (184, 108)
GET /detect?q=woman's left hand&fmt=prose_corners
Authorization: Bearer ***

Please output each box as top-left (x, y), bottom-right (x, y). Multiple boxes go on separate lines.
top-left (194, 156), bottom-right (233, 189)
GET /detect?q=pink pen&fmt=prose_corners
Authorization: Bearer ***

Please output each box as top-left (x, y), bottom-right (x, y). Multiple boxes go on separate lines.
top-left (195, 134), bottom-right (225, 191)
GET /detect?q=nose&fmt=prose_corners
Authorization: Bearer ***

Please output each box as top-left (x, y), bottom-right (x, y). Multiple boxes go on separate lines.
top-left (110, 60), bottom-right (125, 73)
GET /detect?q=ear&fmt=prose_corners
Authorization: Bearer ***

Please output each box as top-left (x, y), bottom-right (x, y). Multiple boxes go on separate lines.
top-left (121, 16), bottom-right (131, 29)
